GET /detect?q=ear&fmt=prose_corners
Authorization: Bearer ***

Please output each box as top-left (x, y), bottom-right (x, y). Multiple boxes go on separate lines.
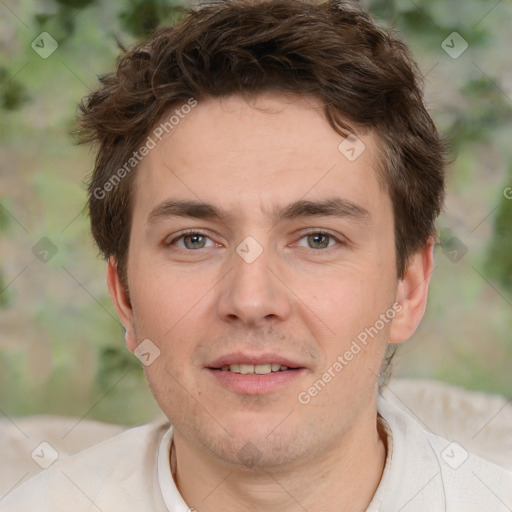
top-left (106, 257), bottom-right (137, 353)
top-left (389, 238), bottom-right (435, 344)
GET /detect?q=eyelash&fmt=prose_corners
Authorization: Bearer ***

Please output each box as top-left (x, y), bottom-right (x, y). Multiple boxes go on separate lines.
top-left (165, 229), bottom-right (218, 249)
top-left (165, 229), bottom-right (344, 251)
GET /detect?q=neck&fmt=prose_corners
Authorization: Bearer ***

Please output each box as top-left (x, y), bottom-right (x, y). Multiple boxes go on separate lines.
top-left (172, 407), bottom-right (387, 512)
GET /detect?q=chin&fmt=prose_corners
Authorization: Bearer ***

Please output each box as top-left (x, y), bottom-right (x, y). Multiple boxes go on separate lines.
top-left (196, 418), bottom-right (313, 469)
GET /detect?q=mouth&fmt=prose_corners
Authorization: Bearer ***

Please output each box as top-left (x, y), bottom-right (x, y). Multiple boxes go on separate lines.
top-left (214, 363), bottom-right (297, 375)
top-left (206, 354), bottom-right (306, 394)
top-left (207, 353), bottom-right (305, 373)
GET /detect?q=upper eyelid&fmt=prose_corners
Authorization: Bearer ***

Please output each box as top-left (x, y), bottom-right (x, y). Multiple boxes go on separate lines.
top-left (166, 229), bottom-right (214, 245)
top-left (297, 228), bottom-right (342, 238)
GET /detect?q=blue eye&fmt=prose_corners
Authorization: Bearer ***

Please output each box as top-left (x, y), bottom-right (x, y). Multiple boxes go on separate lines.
top-left (165, 230), bottom-right (342, 251)
top-left (168, 231), bottom-right (215, 250)
top-left (297, 231), bottom-right (340, 250)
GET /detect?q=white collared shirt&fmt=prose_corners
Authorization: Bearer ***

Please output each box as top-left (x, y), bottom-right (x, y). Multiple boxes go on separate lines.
top-left (2, 397), bottom-right (511, 511)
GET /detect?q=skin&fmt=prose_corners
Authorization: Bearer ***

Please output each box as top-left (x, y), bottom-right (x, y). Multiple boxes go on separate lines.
top-left (107, 93), bottom-right (434, 512)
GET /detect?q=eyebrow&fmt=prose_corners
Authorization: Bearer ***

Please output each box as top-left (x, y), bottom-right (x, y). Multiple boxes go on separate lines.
top-left (147, 197), bottom-right (370, 225)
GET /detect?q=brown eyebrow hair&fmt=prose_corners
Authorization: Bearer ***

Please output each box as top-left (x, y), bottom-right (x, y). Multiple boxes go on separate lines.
top-left (147, 197), bottom-right (370, 226)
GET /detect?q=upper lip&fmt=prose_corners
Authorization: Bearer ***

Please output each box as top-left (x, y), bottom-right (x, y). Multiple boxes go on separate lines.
top-left (207, 352), bottom-right (306, 369)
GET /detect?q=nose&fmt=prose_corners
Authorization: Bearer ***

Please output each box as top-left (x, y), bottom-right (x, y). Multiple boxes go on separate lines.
top-left (216, 239), bottom-right (292, 327)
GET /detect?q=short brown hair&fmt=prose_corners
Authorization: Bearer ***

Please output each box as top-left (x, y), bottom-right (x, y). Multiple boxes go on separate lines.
top-left (78, 0), bottom-right (446, 284)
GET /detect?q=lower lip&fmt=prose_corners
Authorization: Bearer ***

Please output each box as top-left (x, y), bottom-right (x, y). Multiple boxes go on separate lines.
top-left (207, 368), bottom-right (305, 395)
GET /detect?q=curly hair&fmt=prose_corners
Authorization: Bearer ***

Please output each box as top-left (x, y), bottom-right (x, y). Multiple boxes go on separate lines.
top-left (78, 0), bottom-right (446, 287)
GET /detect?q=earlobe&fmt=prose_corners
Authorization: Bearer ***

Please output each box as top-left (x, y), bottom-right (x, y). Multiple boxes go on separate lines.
top-left (105, 257), bottom-right (138, 353)
top-left (389, 239), bottom-right (435, 344)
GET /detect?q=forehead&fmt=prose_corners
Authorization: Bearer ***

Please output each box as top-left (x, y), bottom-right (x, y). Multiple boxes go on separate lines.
top-left (132, 93), bottom-right (388, 223)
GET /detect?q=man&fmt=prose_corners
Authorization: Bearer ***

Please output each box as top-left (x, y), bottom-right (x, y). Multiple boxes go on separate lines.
top-left (2, 0), bottom-right (511, 510)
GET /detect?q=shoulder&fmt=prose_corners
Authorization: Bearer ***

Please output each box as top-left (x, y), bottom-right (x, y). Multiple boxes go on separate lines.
top-left (0, 422), bottom-right (171, 512)
top-left (377, 397), bottom-right (512, 512)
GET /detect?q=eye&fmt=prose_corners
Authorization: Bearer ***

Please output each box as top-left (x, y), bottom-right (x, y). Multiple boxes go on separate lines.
top-left (167, 231), bottom-right (216, 250)
top-left (295, 231), bottom-right (341, 250)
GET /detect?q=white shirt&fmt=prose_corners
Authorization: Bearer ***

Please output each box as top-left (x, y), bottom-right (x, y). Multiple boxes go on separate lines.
top-left (1, 397), bottom-right (511, 511)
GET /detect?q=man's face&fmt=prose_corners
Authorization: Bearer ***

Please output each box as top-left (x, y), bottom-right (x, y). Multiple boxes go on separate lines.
top-left (121, 94), bottom-right (400, 467)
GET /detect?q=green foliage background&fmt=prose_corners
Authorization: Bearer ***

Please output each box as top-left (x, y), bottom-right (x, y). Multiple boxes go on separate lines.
top-left (0, 0), bottom-right (511, 425)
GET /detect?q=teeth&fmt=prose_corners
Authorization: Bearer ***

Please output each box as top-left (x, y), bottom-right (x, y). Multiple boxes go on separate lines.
top-left (239, 364), bottom-right (253, 374)
top-left (255, 364), bottom-right (272, 375)
top-left (226, 364), bottom-right (291, 374)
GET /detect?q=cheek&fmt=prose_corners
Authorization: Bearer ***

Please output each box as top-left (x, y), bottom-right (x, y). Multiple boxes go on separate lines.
top-left (296, 264), bottom-right (392, 329)
top-left (128, 258), bottom-right (209, 336)
top-left (293, 266), bottom-right (396, 387)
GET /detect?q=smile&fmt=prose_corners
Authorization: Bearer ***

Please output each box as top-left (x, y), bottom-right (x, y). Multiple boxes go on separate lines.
top-left (219, 364), bottom-right (291, 375)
